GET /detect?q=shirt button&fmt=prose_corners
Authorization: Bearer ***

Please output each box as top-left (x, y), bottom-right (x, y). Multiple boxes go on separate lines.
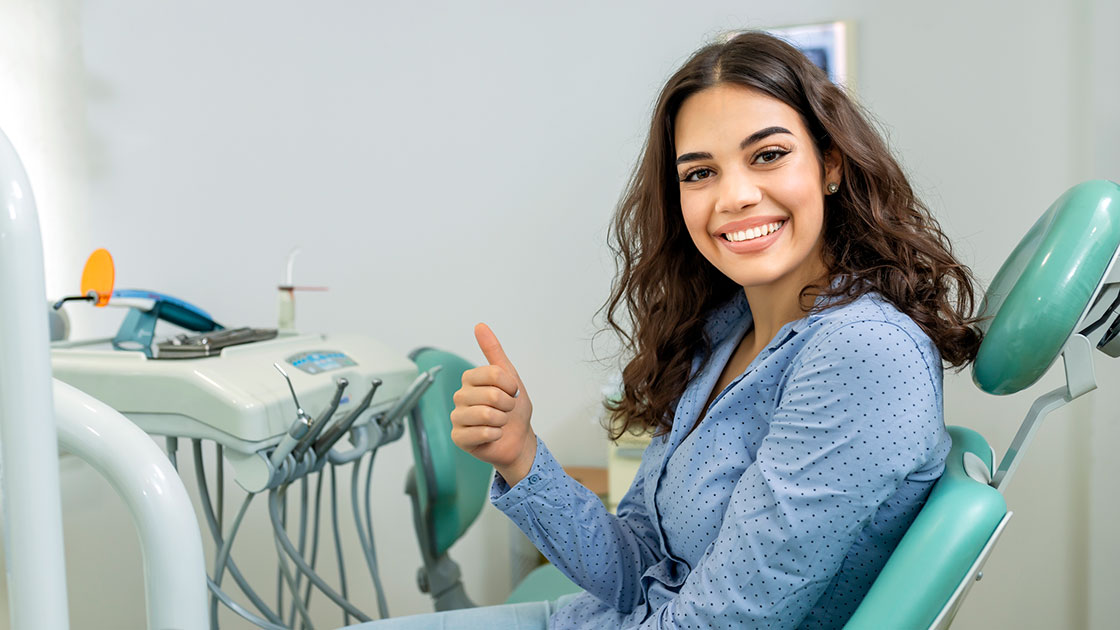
top-left (528, 474), bottom-right (541, 484)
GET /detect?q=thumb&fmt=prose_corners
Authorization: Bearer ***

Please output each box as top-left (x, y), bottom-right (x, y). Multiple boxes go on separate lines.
top-left (474, 323), bottom-right (522, 381)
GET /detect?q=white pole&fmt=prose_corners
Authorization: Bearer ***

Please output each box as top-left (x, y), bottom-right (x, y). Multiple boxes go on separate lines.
top-left (0, 128), bottom-right (70, 627)
top-left (53, 380), bottom-right (207, 630)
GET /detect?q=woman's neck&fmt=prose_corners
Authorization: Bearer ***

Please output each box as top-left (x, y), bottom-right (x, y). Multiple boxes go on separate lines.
top-left (743, 264), bottom-right (830, 347)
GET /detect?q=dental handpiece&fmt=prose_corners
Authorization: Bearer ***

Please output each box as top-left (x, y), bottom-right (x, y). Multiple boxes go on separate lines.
top-left (271, 363), bottom-right (314, 468)
top-left (313, 378), bottom-right (382, 459)
top-left (291, 377), bottom-right (348, 461)
top-left (269, 414), bottom-right (311, 469)
top-left (377, 366), bottom-right (442, 430)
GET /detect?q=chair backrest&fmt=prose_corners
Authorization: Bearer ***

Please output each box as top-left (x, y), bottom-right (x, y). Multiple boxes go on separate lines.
top-left (844, 426), bottom-right (1008, 629)
top-left (407, 348), bottom-right (494, 557)
top-left (848, 179), bottom-right (1120, 628)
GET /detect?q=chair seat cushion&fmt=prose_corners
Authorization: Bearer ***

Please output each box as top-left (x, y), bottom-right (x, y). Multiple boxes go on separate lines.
top-left (504, 563), bottom-right (582, 605)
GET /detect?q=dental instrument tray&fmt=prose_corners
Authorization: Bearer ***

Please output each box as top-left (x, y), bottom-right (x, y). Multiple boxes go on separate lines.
top-left (157, 327), bottom-right (279, 358)
top-left (50, 332), bottom-right (418, 491)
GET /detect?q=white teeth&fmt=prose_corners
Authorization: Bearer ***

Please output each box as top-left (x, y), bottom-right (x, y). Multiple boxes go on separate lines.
top-left (724, 220), bottom-right (784, 243)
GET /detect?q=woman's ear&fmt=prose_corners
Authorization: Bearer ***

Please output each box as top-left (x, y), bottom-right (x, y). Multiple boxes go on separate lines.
top-left (823, 147), bottom-right (844, 189)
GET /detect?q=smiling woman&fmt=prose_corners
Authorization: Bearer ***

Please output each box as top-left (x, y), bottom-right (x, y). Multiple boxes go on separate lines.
top-left (675, 86), bottom-right (836, 305)
top-left (354, 30), bottom-right (985, 630)
top-left (604, 31), bottom-right (983, 443)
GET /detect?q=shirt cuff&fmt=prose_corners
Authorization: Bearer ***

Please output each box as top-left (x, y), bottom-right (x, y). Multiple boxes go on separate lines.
top-left (489, 435), bottom-right (564, 509)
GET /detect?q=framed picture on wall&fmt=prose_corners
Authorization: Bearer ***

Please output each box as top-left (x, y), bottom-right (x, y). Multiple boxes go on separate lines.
top-left (765, 21), bottom-right (853, 88)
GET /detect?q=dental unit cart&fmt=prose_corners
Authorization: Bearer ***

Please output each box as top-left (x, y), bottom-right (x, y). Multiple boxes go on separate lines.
top-left (51, 331), bottom-right (419, 493)
top-left (47, 254), bottom-right (437, 629)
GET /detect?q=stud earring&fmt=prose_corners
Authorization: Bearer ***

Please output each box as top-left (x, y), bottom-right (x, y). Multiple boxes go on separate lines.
top-left (827, 182), bottom-right (839, 194)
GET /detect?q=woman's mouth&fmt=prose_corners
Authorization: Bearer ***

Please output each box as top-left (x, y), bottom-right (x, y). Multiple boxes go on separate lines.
top-left (721, 220), bottom-right (786, 242)
top-left (717, 219), bottom-right (786, 253)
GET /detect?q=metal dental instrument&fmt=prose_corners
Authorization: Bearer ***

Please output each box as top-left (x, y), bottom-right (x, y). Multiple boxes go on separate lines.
top-left (274, 363), bottom-right (311, 422)
top-left (52, 290), bottom-right (99, 311)
top-left (313, 379), bottom-right (382, 460)
top-left (376, 366), bottom-right (441, 430)
top-left (291, 377), bottom-right (348, 462)
top-left (270, 364), bottom-right (313, 469)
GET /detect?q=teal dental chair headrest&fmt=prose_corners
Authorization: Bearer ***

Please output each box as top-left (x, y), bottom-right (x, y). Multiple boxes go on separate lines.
top-left (972, 179), bottom-right (1120, 395)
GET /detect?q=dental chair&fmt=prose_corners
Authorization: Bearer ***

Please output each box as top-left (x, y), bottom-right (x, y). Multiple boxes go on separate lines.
top-left (403, 180), bottom-right (1120, 628)
top-left (404, 347), bottom-right (582, 612)
top-left (847, 178), bottom-right (1120, 628)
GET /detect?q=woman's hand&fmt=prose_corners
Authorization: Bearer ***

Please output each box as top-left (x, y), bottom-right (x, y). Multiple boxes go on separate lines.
top-left (450, 323), bottom-right (537, 485)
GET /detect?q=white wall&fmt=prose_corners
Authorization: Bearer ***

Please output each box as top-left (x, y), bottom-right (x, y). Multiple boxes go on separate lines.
top-left (0, 0), bottom-right (88, 299)
top-left (1, 0), bottom-right (1116, 628)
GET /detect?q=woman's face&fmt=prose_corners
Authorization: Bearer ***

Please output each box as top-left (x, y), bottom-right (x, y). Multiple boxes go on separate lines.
top-left (674, 83), bottom-right (840, 293)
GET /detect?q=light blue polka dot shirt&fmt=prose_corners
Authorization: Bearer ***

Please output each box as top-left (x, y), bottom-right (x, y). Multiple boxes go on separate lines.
top-left (491, 291), bottom-right (951, 629)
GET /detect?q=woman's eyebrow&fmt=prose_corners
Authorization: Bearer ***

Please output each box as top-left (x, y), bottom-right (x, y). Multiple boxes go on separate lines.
top-left (740, 126), bottom-right (792, 149)
top-left (676, 125), bottom-right (794, 165)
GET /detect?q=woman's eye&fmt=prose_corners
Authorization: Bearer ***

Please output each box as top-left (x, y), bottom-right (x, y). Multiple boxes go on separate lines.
top-left (754, 148), bottom-right (789, 164)
top-left (680, 168), bottom-right (713, 182)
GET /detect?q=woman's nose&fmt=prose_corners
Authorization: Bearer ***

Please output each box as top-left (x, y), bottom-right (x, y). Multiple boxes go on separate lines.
top-left (715, 167), bottom-right (762, 213)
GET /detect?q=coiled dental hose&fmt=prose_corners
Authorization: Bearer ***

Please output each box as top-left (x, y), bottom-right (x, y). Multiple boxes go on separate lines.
top-left (193, 440), bottom-right (283, 627)
top-left (299, 472), bottom-right (327, 623)
top-left (363, 449), bottom-right (389, 618)
top-left (352, 448), bottom-right (390, 619)
top-left (268, 485), bottom-right (372, 624)
top-left (187, 392), bottom-right (417, 628)
top-left (329, 465), bottom-right (350, 627)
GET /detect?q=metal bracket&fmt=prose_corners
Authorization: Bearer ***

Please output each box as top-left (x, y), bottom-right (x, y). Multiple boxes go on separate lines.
top-left (992, 334), bottom-right (1096, 492)
top-left (1062, 333), bottom-right (1098, 399)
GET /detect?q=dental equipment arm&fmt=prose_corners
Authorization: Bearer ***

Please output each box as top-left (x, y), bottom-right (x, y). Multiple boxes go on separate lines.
top-left (322, 369), bottom-right (437, 466)
top-left (379, 366), bottom-right (441, 430)
top-left (313, 379), bottom-right (382, 459)
top-left (292, 377), bottom-right (349, 460)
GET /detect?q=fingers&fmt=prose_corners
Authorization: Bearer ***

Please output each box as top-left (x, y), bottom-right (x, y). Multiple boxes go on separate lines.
top-left (452, 383), bottom-right (517, 412)
top-left (461, 365), bottom-right (519, 398)
top-left (450, 404), bottom-right (510, 428)
top-left (451, 425), bottom-right (502, 449)
top-left (474, 323), bottom-right (521, 383)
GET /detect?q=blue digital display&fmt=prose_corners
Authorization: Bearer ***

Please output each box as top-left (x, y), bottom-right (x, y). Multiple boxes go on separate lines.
top-left (286, 350), bottom-right (357, 375)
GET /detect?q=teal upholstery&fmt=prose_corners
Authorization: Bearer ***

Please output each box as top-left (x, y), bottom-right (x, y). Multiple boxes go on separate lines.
top-left (505, 564), bottom-right (584, 605)
top-left (851, 180), bottom-right (1120, 627)
top-left (408, 348), bottom-right (495, 557)
top-left (973, 179), bottom-right (1120, 394)
top-left (844, 426), bottom-right (1006, 628)
top-left (406, 348), bottom-right (580, 608)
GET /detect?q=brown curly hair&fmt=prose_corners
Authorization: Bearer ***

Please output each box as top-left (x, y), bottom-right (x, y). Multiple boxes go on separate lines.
top-left (602, 31), bottom-right (983, 439)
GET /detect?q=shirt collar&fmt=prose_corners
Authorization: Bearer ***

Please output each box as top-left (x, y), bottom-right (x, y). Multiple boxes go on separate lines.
top-left (704, 277), bottom-right (849, 349)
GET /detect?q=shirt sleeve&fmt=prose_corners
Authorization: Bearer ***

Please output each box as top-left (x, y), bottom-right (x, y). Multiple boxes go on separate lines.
top-left (491, 434), bottom-right (664, 613)
top-left (640, 320), bottom-right (944, 629)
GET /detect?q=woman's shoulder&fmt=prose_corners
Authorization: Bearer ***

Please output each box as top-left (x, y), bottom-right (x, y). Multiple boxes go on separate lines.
top-left (803, 292), bottom-right (941, 370)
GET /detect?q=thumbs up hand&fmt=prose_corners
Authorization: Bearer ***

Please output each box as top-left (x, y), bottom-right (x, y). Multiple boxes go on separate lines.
top-left (450, 323), bottom-right (538, 485)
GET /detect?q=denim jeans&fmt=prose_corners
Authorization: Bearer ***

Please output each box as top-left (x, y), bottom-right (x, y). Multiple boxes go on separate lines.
top-left (342, 593), bottom-right (582, 630)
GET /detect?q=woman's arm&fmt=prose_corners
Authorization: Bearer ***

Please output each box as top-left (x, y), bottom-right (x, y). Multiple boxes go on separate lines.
top-left (454, 323), bottom-right (664, 611)
top-left (491, 435), bottom-right (664, 613)
top-left (639, 320), bottom-right (947, 629)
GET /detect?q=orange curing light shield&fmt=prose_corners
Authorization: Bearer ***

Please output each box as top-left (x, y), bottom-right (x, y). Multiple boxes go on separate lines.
top-left (80, 249), bottom-right (115, 307)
